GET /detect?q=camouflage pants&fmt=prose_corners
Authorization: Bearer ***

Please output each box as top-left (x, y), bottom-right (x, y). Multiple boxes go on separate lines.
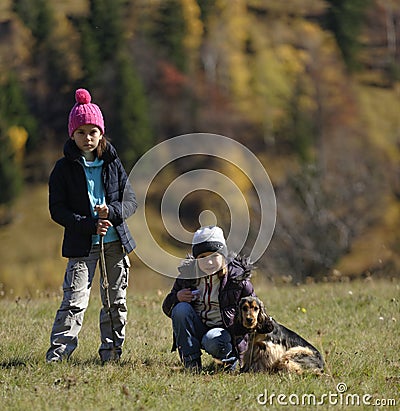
top-left (46, 241), bottom-right (130, 363)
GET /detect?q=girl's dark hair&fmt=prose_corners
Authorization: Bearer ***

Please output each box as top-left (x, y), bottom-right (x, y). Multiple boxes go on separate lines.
top-left (97, 136), bottom-right (107, 158)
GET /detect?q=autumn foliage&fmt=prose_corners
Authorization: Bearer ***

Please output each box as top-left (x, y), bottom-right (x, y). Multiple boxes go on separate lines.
top-left (0, 0), bottom-right (399, 282)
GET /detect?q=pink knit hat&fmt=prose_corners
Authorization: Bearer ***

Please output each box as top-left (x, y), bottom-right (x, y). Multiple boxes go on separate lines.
top-left (68, 88), bottom-right (105, 136)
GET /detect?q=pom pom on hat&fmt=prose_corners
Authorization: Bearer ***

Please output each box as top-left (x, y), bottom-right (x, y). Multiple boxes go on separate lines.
top-left (75, 88), bottom-right (91, 104)
top-left (68, 88), bottom-right (105, 136)
top-left (192, 225), bottom-right (228, 258)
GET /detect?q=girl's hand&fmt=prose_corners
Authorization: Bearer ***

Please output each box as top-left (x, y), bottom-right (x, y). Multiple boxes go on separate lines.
top-left (94, 204), bottom-right (109, 219)
top-left (97, 219), bottom-right (113, 236)
top-left (177, 288), bottom-right (194, 303)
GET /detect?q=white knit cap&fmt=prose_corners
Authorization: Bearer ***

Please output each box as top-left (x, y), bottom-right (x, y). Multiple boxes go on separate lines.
top-left (192, 226), bottom-right (228, 258)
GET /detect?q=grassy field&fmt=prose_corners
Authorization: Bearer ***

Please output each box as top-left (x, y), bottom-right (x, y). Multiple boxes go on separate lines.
top-left (0, 278), bottom-right (398, 411)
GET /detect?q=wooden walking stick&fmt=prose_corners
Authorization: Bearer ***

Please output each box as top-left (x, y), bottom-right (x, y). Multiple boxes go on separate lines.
top-left (99, 235), bottom-right (118, 361)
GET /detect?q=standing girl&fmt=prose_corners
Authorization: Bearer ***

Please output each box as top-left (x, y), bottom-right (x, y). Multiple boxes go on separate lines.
top-left (46, 88), bottom-right (137, 363)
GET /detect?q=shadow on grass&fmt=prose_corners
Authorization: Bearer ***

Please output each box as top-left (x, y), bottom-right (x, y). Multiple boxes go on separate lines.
top-left (68, 356), bottom-right (136, 368)
top-left (0, 356), bottom-right (134, 369)
top-left (0, 358), bottom-right (28, 368)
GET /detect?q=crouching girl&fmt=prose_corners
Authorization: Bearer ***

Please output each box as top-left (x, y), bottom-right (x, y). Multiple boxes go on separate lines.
top-left (162, 225), bottom-right (256, 372)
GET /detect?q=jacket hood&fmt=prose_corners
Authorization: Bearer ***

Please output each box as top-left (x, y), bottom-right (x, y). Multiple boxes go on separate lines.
top-left (177, 253), bottom-right (255, 281)
top-left (63, 138), bottom-right (118, 164)
top-left (228, 254), bottom-right (255, 281)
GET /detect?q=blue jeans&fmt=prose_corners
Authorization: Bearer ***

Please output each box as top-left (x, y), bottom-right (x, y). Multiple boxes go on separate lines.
top-left (171, 302), bottom-right (233, 365)
top-left (46, 241), bottom-right (130, 362)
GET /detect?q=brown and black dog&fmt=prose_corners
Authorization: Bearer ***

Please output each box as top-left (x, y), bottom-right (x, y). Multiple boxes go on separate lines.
top-left (236, 296), bottom-right (324, 374)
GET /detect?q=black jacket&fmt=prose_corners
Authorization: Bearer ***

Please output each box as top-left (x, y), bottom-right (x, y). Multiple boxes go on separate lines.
top-left (49, 139), bottom-right (137, 257)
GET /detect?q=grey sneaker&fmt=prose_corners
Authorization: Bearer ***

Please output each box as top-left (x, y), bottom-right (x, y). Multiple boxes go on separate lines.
top-left (46, 357), bottom-right (63, 364)
top-left (221, 356), bottom-right (239, 372)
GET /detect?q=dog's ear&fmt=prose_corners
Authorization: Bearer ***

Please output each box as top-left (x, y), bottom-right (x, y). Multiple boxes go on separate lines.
top-left (257, 299), bottom-right (268, 323)
top-left (256, 299), bottom-right (274, 333)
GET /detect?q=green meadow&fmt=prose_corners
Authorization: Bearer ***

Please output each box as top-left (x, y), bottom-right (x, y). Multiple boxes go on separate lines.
top-left (0, 278), bottom-right (398, 411)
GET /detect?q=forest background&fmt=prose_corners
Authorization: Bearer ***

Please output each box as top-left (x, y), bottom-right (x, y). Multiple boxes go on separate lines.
top-left (0, 0), bottom-right (400, 297)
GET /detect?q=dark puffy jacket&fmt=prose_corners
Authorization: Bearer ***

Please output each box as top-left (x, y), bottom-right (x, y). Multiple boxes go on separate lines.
top-left (162, 255), bottom-right (256, 354)
top-left (49, 139), bottom-right (137, 257)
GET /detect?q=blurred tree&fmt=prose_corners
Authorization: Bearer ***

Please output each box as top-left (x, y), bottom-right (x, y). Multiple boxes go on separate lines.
top-left (325, 0), bottom-right (373, 72)
top-left (215, 0), bottom-right (251, 109)
top-left (198, 0), bottom-right (217, 24)
top-left (151, 0), bottom-right (187, 71)
top-left (12, 0), bottom-right (52, 43)
top-left (34, 0), bottom-right (53, 43)
top-left (12, 0), bottom-right (79, 143)
top-left (88, 0), bottom-right (124, 61)
top-left (0, 73), bottom-right (37, 149)
top-left (111, 53), bottom-right (153, 168)
top-left (74, 0), bottom-right (126, 88)
top-left (181, 0), bottom-right (203, 72)
top-left (0, 74), bottom-right (31, 219)
top-left (270, 127), bottom-right (387, 282)
top-left (75, 1), bottom-right (153, 166)
top-left (77, 20), bottom-right (102, 89)
top-left (12, 0), bottom-right (37, 34)
top-left (280, 77), bottom-right (315, 162)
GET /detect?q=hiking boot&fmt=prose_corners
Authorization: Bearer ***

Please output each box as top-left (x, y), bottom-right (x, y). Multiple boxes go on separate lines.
top-left (99, 349), bottom-right (121, 364)
top-left (184, 357), bottom-right (202, 373)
